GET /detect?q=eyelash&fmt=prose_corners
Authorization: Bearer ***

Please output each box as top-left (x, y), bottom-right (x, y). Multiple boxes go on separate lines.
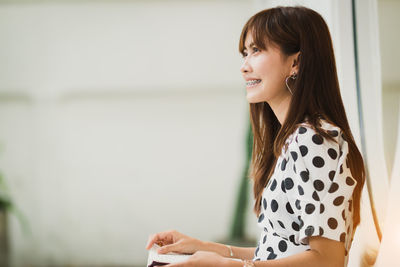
top-left (242, 47), bottom-right (260, 58)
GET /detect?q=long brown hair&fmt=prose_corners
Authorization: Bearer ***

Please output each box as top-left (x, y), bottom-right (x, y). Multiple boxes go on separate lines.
top-left (238, 6), bottom-right (365, 230)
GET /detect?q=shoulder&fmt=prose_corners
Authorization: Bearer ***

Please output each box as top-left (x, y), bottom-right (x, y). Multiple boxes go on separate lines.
top-left (289, 118), bottom-right (343, 149)
top-left (284, 118), bottom-right (347, 172)
top-left (285, 118), bottom-right (357, 200)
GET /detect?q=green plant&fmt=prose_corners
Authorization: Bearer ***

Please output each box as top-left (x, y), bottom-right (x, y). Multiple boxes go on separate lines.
top-left (0, 171), bottom-right (30, 235)
top-left (0, 171), bottom-right (12, 211)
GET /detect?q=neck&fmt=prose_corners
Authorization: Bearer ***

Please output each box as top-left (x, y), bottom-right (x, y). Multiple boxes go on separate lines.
top-left (269, 93), bottom-right (292, 125)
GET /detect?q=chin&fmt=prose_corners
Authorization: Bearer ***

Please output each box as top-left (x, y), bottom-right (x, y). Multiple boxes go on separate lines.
top-left (246, 94), bottom-right (267, 104)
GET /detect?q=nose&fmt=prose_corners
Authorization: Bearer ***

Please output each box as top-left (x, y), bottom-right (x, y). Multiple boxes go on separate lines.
top-left (240, 58), bottom-right (251, 74)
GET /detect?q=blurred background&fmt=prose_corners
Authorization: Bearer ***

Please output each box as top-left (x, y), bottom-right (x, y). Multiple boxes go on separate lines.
top-left (0, 0), bottom-right (398, 266)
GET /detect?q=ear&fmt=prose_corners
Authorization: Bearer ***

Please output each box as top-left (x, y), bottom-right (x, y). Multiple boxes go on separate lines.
top-left (291, 52), bottom-right (301, 74)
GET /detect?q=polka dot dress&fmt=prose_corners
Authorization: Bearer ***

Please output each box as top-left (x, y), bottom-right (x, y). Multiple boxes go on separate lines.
top-left (253, 118), bottom-right (357, 267)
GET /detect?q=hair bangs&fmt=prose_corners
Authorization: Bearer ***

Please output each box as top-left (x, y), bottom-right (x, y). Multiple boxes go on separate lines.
top-left (239, 15), bottom-right (274, 56)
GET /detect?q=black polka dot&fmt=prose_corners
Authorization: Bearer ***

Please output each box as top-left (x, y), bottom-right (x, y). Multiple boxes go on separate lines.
top-left (267, 253), bottom-right (277, 260)
top-left (258, 213), bottom-right (264, 223)
top-left (333, 196), bottom-right (345, 206)
top-left (300, 145), bottom-right (308, 156)
top-left (255, 245), bottom-right (259, 256)
top-left (292, 222), bottom-right (300, 231)
top-left (298, 185), bottom-right (304, 195)
top-left (342, 209), bottom-right (346, 221)
top-left (298, 216), bottom-right (304, 228)
top-left (305, 203), bottom-right (315, 214)
top-left (340, 232), bottom-right (346, 242)
top-left (289, 235), bottom-right (296, 244)
top-left (313, 180), bottom-right (324, 191)
top-left (263, 235), bottom-right (267, 244)
top-left (263, 198), bottom-right (267, 210)
top-left (319, 227), bottom-right (324, 236)
top-left (281, 180), bottom-right (286, 193)
top-left (284, 178), bottom-right (294, 190)
top-left (328, 130), bottom-right (339, 137)
top-left (320, 203), bottom-right (325, 213)
top-left (278, 220), bottom-right (285, 229)
top-left (342, 133), bottom-right (347, 141)
top-left (312, 134), bottom-right (324, 145)
top-left (286, 202), bottom-right (294, 214)
top-left (300, 170), bottom-right (309, 182)
top-left (346, 176), bottom-right (355, 186)
top-left (290, 151), bottom-right (298, 162)
top-left (295, 199), bottom-right (301, 210)
top-left (270, 179), bottom-right (277, 191)
top-left (278, 240), bottom-right (288, 252)
top-left (328, 218), bottom-right (338, 229)
top-left (293, 164), bottom-right (297, 173)
top-left (312, 191), bottom-right (320, 201)
top-left (269, 219), bottom-right (274, 229)
top-left (299, 127), bottom-right (307, 134)
top-left (313, 156), bottom-right (325, 168)
top-left (328, 182), bottom-right (339, 193)
top-left (271, 200), bottom-right (279, 212)
top-left (329, 171), bottom-right (335, 181)
top-left (305, 225), bottom-right (315, 236)
top-left (328, 148), bottom-right (338, 160)
top-left (340, 164), bottom-right (343, 174)
top-left (281, 158), bottom-right (287, 171)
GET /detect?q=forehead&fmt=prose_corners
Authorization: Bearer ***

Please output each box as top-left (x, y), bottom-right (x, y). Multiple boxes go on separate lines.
top-left (243, 33), bottom-right (255, 50)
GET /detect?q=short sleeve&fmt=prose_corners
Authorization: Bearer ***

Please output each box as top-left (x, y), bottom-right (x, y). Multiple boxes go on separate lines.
top-left (286, 124), bottom-right (357, 245)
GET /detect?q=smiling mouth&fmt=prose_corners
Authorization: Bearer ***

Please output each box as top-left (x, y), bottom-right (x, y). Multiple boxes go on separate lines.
top-left (246, 79), bottom-right (262, 87)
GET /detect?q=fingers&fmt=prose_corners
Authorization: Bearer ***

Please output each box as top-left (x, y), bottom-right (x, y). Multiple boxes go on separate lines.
top-left (164, 263), bottom-right (183, 267)
top-left (158, 243), bottom-right (181, 254)
top-left (146, 230), bottom-right (176, 250)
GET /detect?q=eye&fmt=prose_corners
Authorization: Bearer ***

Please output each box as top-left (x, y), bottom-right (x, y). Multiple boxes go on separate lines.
top-left (252, 47), bottom-right (260, 53)
top-left (241, 52), bottom-right (248, 58)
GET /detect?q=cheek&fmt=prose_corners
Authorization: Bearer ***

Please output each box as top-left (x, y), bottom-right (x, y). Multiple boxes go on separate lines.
top-left (256, 58), bottom-right (279, 79)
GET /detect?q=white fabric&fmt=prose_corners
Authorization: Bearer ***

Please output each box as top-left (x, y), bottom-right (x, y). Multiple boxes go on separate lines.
top-left (253, 118), bottom-right (357, 267)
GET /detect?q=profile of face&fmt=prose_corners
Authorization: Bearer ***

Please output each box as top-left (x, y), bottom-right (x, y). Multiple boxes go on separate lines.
top-left (240, 33), bottom-right (299, 105)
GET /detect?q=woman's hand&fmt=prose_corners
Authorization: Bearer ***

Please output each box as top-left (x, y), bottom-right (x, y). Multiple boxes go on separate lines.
top-left (145, 229), bottom-right (203, 255)
top-left (165, 251), bottom-right (229, 267)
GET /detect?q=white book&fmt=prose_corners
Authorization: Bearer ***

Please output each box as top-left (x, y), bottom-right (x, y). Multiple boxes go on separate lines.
top-left (147, 244), bottom-right (243, 267)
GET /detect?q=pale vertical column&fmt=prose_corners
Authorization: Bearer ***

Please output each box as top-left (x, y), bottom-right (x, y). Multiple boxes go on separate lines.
top-left (374, 104), bottom-right (400, 266)
top-left (355, 0), bottom-right (389, 225)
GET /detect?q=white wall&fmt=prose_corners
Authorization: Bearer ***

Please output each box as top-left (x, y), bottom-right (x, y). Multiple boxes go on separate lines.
top-left (0, 1), bottom-right (258, 265)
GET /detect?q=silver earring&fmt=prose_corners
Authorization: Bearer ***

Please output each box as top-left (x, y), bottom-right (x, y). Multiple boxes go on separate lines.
top-left (285, 71), bottom-right (297, 95)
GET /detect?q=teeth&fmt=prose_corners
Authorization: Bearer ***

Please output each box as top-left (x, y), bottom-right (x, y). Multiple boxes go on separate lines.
top-left (246, 79), bottom-right (261, 86)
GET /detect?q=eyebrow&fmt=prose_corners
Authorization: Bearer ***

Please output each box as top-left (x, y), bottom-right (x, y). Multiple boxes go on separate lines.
top-left (243, 42), bottom-right (255, 51)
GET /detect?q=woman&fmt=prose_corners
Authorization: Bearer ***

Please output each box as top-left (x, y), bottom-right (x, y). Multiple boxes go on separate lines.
top-left (145, 6), bottom-right (365, 267)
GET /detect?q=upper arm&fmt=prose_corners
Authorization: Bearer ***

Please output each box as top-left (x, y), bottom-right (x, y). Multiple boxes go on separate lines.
top-left (309, 236), bottom-right (345, 267)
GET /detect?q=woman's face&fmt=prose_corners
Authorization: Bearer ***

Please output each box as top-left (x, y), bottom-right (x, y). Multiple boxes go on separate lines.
top-left (240, 33), bottom-right (293, 105)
